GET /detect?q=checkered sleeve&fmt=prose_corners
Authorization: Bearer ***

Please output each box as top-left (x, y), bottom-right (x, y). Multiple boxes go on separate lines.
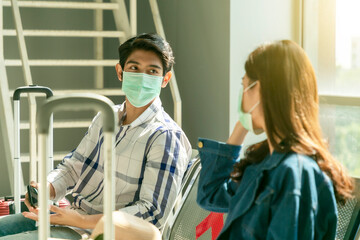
top-left (118, 129), bottom-right (191, 229)
top-left (47, 113), bottom-right (102, 201)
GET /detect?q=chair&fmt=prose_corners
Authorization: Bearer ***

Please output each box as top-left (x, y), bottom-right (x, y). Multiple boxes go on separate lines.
top-left (336, 177), bottom-right (360, 240)
top-left (162, 156), bottom-right (360, 240)
top-left (88, 150), bottom-right (203, 240)
top-left (162, 156), bottom-right (226, 240)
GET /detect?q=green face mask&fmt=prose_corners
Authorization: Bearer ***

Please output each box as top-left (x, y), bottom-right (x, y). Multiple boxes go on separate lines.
top-left (238, 81), bottom-right (261, 133)
top-left (122, 71), bottom-right (163, 108)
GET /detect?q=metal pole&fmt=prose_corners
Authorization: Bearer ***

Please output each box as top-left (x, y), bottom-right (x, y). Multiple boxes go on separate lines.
top-left (94, 0), bottom-right (104, 89)
top-left (130, 0), bottom-right (137, 36)
top-left (29, 101), bottom-right (37, 181)
top-left (48, 114), bottom-right (53, 172)
top-left (11, 0), bottom-right (37, 185)
top-left (38, 133), bottom-right (50, 240)
top-left (10, 0), bottom-right (33, 84)
top-left (0, 0), bottom-right (3, 52)
top-left (13, 100), bottom-right (21, 214)
top-left (103, 132), bottom-right (115, 240)
top-left (1, 0), bottom-right (16, 194)
top-left (111, 0), bottom-right (131, 43)
top-left (148, 0), bottom-right (182, 126)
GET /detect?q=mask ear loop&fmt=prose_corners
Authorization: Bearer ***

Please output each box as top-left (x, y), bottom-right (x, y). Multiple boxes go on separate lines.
top-left (244, 80), bottom-right (260, 113)
top-left (244, 80), bottom-right (258, 92)
top-left (248, 101), bottom-right (260, 113)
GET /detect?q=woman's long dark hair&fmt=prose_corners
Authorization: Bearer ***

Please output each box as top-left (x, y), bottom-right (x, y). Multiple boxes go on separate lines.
top-left (231, 40), bottom-right (353, 204)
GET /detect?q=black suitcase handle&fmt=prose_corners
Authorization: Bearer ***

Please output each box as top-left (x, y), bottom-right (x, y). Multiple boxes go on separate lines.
top-left (13, 85), bottom-right (53, 100)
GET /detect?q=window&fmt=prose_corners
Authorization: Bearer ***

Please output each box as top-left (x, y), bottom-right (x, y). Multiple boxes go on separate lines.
top-left (335, 0), bottom-right (360, 96)
top-left (304, 0), bottom-right (360, 176)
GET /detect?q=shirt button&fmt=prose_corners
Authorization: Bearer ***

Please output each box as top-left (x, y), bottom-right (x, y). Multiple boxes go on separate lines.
top-left (198, 141), bottom-right (203, 148)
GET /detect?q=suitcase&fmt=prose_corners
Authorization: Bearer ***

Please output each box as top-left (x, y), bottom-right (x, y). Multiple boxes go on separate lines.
top-left (36, 94), bottom-right (116, 239)
top-left (10, 85), bottom-right (69, 215)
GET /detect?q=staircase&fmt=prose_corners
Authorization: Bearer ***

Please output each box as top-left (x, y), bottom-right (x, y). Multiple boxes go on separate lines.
top-left (0, 0), bottom-right (181, 194)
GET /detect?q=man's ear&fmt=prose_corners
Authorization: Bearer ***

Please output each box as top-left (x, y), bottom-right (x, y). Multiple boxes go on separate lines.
top-left (115, 63), bottom-right (123, 82)
top-left (161, 71), bottom-right (172, 88)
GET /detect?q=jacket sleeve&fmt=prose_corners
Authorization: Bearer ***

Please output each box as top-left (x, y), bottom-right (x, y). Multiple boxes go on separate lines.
top-left (47, 113), bottom-right (102, 201)
top-left (196, 138), bottom-right (241, 212)
top-left (118, 130), bottom-right (191, 229)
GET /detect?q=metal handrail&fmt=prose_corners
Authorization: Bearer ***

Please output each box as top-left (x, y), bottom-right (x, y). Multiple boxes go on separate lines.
top-left (149, 0), bottom-right (182, 126)
top-left (36, 94), bottom-right (115, 240)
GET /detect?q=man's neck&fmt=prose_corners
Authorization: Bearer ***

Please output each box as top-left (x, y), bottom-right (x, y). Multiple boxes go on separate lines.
top-left (122, 99), bottom-right (155, 125)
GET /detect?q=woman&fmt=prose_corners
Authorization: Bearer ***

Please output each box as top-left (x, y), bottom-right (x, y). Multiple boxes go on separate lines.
top-left (196, 40), bottom-right (353, 239)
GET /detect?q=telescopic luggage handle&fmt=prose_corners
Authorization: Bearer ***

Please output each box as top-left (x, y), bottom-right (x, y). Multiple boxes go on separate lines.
top-left (13, 85), bottom-right (54, 214)
top-left (13, 85), bottom-right (53, 100)
top-left (36, 93), bottom-right (116, 240)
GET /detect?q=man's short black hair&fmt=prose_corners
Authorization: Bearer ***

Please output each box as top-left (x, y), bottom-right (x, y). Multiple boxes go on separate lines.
top-left (118, 33), bottom-right (175, 76)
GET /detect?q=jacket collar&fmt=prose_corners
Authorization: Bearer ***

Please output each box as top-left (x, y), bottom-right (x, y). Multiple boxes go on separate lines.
top-left (260, 150), bottom-right (289, 171)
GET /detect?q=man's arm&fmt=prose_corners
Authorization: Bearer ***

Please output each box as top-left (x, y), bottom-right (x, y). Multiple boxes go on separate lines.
top-left (47, 113), bottom-right (103, 201)
top-left (24, 129), bottom-right (190, 230)
top-left (119, 129), bottom-right (191, 229)
top-left (90, 211), bottom-right (161, 240)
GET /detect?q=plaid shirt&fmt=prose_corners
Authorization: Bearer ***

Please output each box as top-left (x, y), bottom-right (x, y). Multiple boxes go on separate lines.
top-left (47, 97), bottom-right (192, 229)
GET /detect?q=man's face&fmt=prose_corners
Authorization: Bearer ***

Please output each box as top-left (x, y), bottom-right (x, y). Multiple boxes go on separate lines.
top-left (124, 49), bottom-right (163, 77)
top-left (116, 49), bottom-right (172, 89)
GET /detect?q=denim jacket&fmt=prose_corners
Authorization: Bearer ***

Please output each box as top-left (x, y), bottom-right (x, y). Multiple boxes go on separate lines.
top-left (196, 138), bottom-right (337, 240)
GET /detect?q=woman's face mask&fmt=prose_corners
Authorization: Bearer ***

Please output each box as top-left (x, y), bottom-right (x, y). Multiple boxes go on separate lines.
top-left (238, 81), bottom-right (261, 133)
top-left (122, 71), bottom-right (163, 108)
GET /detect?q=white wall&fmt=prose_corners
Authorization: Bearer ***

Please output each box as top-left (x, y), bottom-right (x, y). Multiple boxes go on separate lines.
top-left (229, 0), bottom-right (302, 147)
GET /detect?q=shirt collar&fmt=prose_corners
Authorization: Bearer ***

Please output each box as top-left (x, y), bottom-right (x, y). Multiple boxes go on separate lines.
top-left (117, 97), bottom-right (163, 129)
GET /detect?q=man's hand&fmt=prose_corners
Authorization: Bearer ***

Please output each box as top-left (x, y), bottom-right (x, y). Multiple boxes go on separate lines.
top-left (24, 181), bottom-right (56, 213)
top-left (24, 181), bottom-right (38, 213)
top-left (22, 205), bottom-right (85, 228)
top-left (23, 205), bottom-right (103, 229)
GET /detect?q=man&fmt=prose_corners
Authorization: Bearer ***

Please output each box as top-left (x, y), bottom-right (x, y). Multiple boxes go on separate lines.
top-left (0, 33), bottom-right (192, 239)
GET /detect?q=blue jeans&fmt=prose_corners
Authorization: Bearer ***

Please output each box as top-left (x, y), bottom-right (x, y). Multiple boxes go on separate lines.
top-left (0, 214), bottom-right (82, 239)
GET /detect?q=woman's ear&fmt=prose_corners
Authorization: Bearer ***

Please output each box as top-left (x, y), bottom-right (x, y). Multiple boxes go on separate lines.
top-left (115, 63), bottom-right (123, 82)
top-left (161, 71), bottom-right (172, 88)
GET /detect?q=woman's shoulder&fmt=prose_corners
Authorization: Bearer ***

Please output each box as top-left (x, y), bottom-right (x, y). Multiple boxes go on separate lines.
top-left (269, 152), bottom-right (334, 193)
top-left (280, 153), bottom-right (321, 172)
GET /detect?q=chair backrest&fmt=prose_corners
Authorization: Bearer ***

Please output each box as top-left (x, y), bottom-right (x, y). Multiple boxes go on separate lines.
top-left (336, 177), bottom-right (360, 240)
top-left (162, 156), bottom-right (226, 240)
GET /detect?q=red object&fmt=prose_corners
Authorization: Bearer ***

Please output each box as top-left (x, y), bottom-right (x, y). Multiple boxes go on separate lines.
top-left (0, 198), bottom-right (70, 216)
top-left (0, 199), bottom-right (11, 216)
top-left (196, 212), bottom-right (224, 240)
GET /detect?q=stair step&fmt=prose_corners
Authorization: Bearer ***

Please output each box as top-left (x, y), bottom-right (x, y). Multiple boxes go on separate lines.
top-left (54, 89), bottom-right (124, 96)
top-left (20, 151), bottom-right (70, 163)
top-left (20, 119), bottom-right (92, 129)
top-left (3, 29), bottom-right (125, 38)
top-left (10, 88), bottom-right (124, 97)
top-left (5, 59), bottom-right (117, 66)
top-left (2, 1), bottom-right (119, 10)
